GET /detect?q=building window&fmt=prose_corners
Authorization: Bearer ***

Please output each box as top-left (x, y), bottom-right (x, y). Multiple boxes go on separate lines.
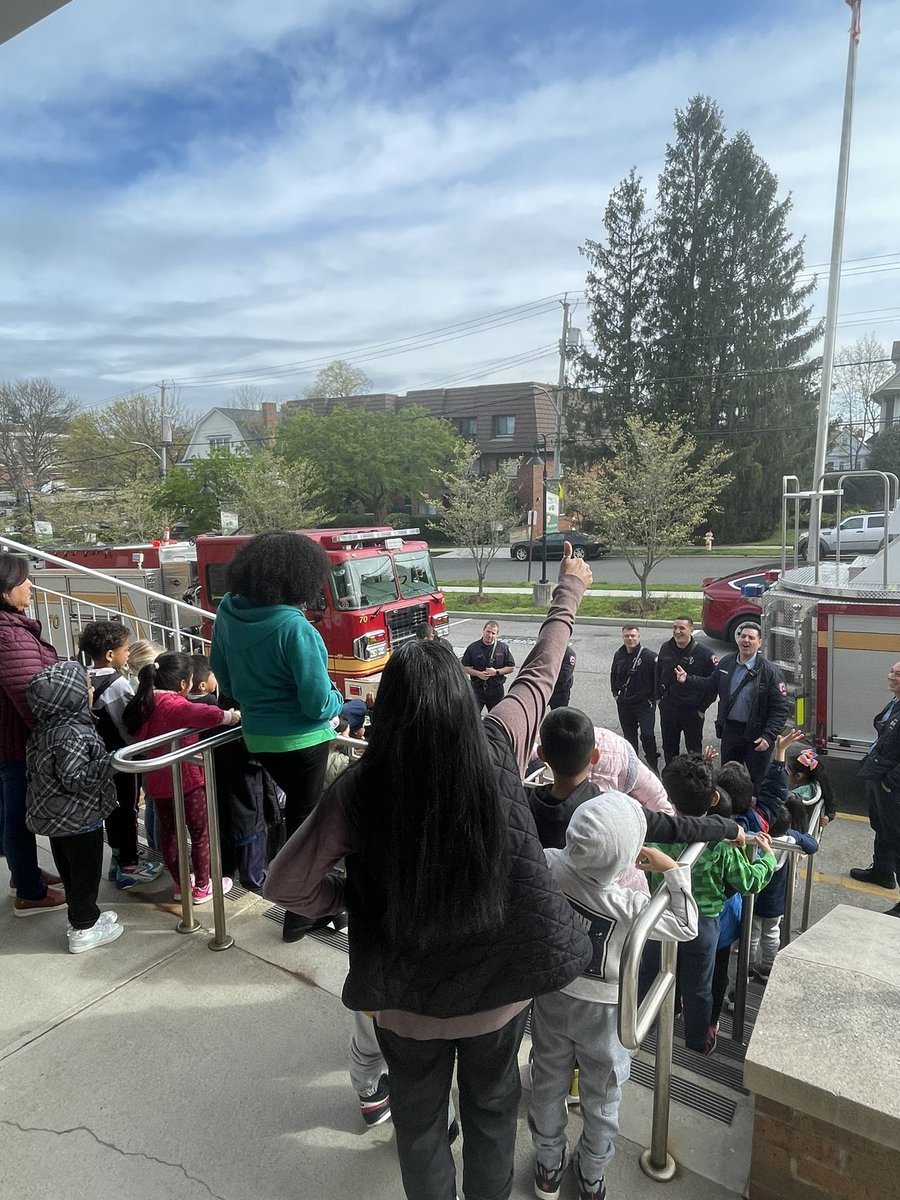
top-left (207, 435), bottom-right (232, 450)
top-left (454, 417), bottom-right (477, 439)
top-left (493, 415), bottom-right (515, 437)
top-left (496, 455), bottom-right (520, 478)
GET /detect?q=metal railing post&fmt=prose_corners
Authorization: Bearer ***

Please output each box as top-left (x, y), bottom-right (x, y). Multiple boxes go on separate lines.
top-left (781, 853), bottom-right (798, 949)
top-left (171, 749), bottom-right (200, 934)
top-left (617, 841), bottom-right (706, 1181)
top-left (642, 939), bottom-right (678, 1182)
top-left (800, 797), bottom-right (825, 934)
top-left (201, 745), bottom-right (234, 951)
top-left (732, 892), bottom-right (755, 1044)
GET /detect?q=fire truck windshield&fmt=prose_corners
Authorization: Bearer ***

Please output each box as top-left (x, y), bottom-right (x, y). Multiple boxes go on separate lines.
top-left (331, 555), bottom-right (398, 609)
top-left (395, 550), bottom-right (437, 599)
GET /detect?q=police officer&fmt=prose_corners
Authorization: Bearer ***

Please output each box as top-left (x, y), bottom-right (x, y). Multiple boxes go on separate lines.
top-left (610, 625), bottom-right (658, 772)
top-left (679, 621), bottom-right (788, 786)
top-left (461, 621), bottom-right (516, 712)
top-left (655, 616), bottom-right (717, 763)
top-left (852, 661), bottom-right (900, 907)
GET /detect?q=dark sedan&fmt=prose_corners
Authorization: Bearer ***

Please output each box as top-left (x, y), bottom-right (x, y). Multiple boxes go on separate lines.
top-left (509, 531), bottom-right (608, 562)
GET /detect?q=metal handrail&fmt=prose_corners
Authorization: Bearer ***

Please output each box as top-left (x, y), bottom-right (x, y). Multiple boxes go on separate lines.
top-left (730, 820), bottom-right (823, 1041)
top-left (113, 725), bottom-right (369, 947)
top-left (114, 724), bottom-right (244, 950)
top-left (618, 840), bottom-right (706, 1182)
top-left (0, 533), bottom-right (216, 624)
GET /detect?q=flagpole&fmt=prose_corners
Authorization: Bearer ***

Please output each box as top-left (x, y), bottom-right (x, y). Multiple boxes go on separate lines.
top-left (808, 0), bottom-right (861, 564)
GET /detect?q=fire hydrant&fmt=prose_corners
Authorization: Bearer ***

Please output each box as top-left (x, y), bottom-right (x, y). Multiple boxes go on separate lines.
top-left (704, 531), bottom-right (714, 551)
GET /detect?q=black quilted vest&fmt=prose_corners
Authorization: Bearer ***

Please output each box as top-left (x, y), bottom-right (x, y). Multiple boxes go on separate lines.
top-left (340, 722), bottom-right (592, 1018)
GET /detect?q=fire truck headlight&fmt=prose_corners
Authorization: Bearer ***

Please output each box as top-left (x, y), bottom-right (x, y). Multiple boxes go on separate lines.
top-left (432, 612), bottom-right (449, 636)
top-left (353, 630), bottom-right (388, 661)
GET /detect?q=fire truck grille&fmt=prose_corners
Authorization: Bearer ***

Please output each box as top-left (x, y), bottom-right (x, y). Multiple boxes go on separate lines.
top-left (386, 603), bottom-right (429, 649)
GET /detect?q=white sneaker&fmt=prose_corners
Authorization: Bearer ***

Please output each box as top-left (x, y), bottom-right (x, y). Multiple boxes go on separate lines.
top-left (67, 920), bottom-right (124, 954)
top-left (68, 910), bottom-right (118, 931)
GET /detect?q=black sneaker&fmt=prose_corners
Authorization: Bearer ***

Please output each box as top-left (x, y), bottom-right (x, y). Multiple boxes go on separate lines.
top-left (534, 1150), bottom-right (568, 1200)
top-left (884, 902), bottom-right (900, 918)
top-left (359, 1074), bottom-right (391, 1127)
top-left (576, 1156), bottom-right (607, 1200)
top-left (849, 866), bottom-right (896, 888)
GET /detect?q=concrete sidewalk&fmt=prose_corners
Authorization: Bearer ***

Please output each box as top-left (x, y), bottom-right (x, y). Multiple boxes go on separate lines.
top-left (1, 843), bottom-right (741, 1200)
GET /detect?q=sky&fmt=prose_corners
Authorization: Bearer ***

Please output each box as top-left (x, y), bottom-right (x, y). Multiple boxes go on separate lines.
top-left (1, 0), bottom-right (897, 415)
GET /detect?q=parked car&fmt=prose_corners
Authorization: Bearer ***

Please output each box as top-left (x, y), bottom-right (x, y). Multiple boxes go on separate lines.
top-left (798, 512), bottom-right (889, 560)
top-left (509, 531), bottom-right (608, 562)
top-left (700, 563), bottom-right (782, 645)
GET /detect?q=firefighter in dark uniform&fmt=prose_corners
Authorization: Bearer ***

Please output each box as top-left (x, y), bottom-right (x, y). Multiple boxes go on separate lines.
top-left (679, 621), bottom-right (789, 786)
top-left (852, 661), bottom-right (900, 907)
top-left (610, 625), bottom-right (658, 772)
top-left (655, 615), bottom-right (718, 764)
top-left (461, 621), bottom-right (516, 712)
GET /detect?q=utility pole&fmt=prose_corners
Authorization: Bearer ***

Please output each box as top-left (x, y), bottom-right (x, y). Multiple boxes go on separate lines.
top-left (808, 1), bottom-right (861, 563)
top-left (159, 380), bottom-right (169, 478)
top-left (555, 297), bottom-right (570, 508)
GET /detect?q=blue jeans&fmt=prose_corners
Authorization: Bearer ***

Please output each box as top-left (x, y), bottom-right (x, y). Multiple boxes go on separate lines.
top-left (0, 759), bottom-right (46, 900)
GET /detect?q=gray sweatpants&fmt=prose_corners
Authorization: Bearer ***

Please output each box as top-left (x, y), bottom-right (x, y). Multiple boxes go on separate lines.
top-left (349, 1012), bottom-right (457, 1127)
top-left (528, 991), bottom-right (630, 1183)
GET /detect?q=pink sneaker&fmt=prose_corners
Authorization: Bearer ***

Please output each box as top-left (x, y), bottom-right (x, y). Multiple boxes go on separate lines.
top-left (172, 874), bottom-right (195, 903)
top-left (192, 877), bottom-right (233, 905)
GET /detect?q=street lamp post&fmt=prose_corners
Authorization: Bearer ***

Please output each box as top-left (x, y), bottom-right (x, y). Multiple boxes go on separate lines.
top-left (525, 438), bottom-right (551, 602)
top-left (130, 440), bottom-right (165, 477)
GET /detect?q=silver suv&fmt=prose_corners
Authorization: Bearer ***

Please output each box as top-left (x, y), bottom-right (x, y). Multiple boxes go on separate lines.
top-left (799, 512), bottom-right (889, 559)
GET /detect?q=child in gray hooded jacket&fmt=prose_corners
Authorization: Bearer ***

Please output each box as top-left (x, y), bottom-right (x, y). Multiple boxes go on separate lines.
top-left (25, 660), bottom-right (124, 954)
top-left (529, 790), bottom-right (698, 1200)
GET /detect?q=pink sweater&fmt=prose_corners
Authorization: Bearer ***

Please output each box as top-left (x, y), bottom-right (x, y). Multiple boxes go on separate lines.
top-left (589, 727), bottom-right (673, 894)
top-left (136, 691), bottom-right (227, 799)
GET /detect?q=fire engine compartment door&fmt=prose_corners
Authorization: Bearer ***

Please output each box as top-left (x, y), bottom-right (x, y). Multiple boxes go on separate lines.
top-left (30, 569), bottom-right (158, 658)
top-left (824, 610), bottom-right (900, 750)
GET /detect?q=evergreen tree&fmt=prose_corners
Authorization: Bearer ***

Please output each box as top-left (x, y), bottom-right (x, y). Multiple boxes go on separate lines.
top-left (653, 96), bottom-right (821, 540)
top-left (571, 168), bottom-right (658, 452)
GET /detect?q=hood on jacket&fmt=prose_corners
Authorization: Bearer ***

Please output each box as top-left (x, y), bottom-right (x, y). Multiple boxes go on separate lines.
top-left (216, 592), bottom-right (305, 651)
top-left (27, 660), bottom-right (92, 724)
top-left (561, 790), bottom-right (647, 886)
top-left (792, 782), bottom-right (821, 807)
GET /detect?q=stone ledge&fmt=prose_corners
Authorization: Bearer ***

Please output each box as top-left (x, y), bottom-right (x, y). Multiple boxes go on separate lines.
top-left (744, 904), bottom-right (900, 1153)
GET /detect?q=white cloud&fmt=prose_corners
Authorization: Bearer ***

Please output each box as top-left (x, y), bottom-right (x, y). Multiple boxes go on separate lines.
top-left (0, 0), bottom-right (897, 407)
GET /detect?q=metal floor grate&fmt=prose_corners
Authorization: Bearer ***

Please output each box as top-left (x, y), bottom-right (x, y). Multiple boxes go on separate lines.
top-left (263, 904), bottom-right (350, 955)
top-left (641, 1030), bottom-right (747, 1094)
top-left (629, 1057), bottom-right (737, 1125)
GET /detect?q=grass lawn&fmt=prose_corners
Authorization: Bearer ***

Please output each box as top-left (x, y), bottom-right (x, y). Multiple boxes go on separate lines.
top-left (442, 590), bottom-right (703, 622)
top-left (440, 579), bottom-right (703, 592)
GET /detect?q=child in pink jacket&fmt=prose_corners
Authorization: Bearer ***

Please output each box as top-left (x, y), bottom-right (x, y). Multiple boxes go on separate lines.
top-left (123, 651), bottom-right (240, 903)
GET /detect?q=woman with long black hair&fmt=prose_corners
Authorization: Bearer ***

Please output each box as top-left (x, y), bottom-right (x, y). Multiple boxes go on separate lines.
top-left (265, 547), bottom-right (594, 1200)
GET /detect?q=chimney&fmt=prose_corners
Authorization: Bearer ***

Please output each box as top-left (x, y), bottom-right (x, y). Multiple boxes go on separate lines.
top-left (262, 401), bottom-right (277, 431)
top-left (892, 341), bottom-right (900, 364)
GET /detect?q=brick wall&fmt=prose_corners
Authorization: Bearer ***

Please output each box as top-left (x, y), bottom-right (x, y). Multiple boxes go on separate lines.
top-left (750, 1095), bottom-right (899, 1200)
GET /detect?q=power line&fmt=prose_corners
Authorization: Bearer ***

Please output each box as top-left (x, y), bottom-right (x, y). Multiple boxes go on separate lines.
top-left (170, 295), bottom-right (567, 389)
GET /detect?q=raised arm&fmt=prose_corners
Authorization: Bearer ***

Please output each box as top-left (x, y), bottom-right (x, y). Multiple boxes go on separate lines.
top-left (487, 547), bottom-right (591, 777)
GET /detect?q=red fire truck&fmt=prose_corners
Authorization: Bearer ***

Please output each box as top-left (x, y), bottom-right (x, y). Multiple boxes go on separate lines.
top-left (193, 528), bottom-right (448, 696)
top-left (27, 527), bottom-right (448, 697)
